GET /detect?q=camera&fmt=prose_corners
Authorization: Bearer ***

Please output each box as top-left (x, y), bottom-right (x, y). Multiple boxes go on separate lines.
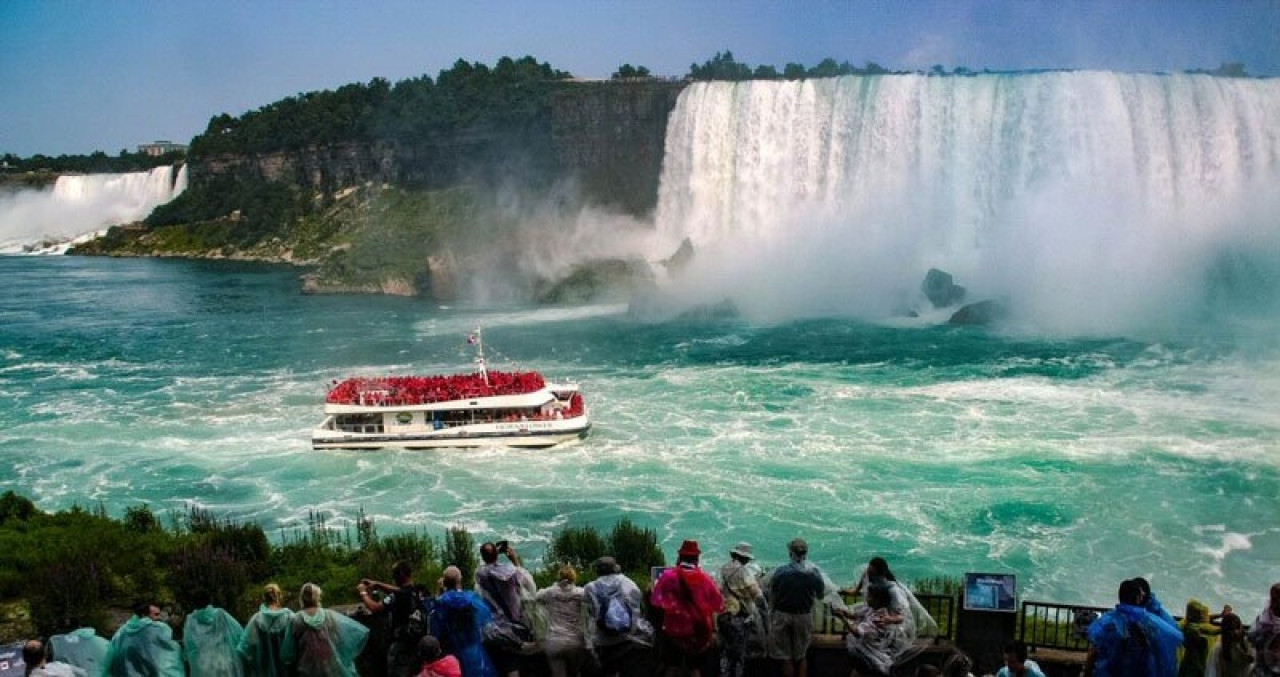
top-left (496, 540), bottom-right (509, 554)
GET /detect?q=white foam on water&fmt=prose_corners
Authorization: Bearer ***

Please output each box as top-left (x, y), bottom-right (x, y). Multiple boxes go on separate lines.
top-left (412, 304), bottom-right (628, 338)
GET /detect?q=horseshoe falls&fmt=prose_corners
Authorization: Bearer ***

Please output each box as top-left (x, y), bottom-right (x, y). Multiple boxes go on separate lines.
top-left (2, 73), bottom-right (1279, 612)
top-left (0, 164), bottom-right (187, 254)
top-left (652, 73), bottom-right (1280, 336)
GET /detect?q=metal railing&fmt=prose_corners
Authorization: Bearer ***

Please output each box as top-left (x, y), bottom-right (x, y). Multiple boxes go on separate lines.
top-left (1018, 600), bottom-right (1108, 652)
top-left (814, 593), bottom-right (956, 642)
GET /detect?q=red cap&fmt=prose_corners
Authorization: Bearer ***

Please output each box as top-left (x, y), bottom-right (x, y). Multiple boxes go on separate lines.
top-left (678, 539), bottom-right (701, 558)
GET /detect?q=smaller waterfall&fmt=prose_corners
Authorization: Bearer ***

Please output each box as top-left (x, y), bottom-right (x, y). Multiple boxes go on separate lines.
top-left (0, 165), bottom-right (187, 255)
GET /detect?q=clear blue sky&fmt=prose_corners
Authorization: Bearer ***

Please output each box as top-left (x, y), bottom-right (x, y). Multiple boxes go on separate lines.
top-left (2, 0), bottom-right (1277, 157)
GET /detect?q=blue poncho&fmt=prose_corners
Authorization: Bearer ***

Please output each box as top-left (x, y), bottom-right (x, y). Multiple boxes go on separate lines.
top-left (1088, 603), bottom-right (1184, 677)
top-left (431, 590), bottom-right (496, 677)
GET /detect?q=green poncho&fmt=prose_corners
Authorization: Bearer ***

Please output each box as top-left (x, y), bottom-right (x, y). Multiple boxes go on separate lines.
top-left (280, 608), bottom-right (369, 677)
top-left (183, 605), bottom-right (246, 677)
top-left (237, 604), bottom-right (294, 677)
top-left (105, 615), bottom-right (185, 677)
top-left (50, 627), bottom-right (109, 675)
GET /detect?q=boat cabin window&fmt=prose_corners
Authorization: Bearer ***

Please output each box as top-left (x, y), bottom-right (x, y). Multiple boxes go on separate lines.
top-left (335, 413), bottom-right (384, 434)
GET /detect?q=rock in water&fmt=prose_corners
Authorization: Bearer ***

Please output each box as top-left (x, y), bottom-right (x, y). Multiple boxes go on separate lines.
top-left (948, 300), bottom-right (1006, 325)
top-left (922, 268), bottom-right (966, 308)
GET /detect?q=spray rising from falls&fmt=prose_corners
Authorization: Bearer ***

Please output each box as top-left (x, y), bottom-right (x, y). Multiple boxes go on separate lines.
top-left (650, 72), bottom-right (1280, 334)
top-left (0, 165), bottom-right (187, 254)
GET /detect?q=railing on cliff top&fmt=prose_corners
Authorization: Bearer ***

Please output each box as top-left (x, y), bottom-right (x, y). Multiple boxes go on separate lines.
top-left (1018, 600), bottom-right (1110, 652)
top-left (813, 593), bottom-right (956, 642)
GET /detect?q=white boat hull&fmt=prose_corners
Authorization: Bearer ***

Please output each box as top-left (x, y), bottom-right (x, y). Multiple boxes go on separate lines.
top-left (311, 416), bottom-right (591, 450)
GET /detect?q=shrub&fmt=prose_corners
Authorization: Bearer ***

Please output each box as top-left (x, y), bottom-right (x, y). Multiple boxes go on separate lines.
top-left (609, 519), bottom-right (664, 576)
top-left (546, 525), bottom-right (608, 570)
top-left (440, 527), bottom-right (477, 588)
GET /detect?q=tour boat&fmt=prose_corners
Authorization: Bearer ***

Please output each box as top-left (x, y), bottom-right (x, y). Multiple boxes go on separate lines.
top-left (312, 330), bottom-right (590, 450)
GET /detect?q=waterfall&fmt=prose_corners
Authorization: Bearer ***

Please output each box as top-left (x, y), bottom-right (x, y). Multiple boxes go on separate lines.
top-left (651, 72), bottom-right (1280, 333)
top-left (0, 164), bottom-right (187, 255)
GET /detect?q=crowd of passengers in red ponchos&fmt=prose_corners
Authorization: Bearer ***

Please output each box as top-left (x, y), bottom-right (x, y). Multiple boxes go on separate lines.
top-left (326, 371), bottom-right (548, 406)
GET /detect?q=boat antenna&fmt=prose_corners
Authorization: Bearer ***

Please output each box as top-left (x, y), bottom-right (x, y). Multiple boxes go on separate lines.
top-left (472, 327), bottom-right (490, 386)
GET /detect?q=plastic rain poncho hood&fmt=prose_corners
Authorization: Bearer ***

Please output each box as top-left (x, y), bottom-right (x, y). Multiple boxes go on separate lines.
top-left (237, 605), bottom-right (294, 677)
top-left (49, 628), bottom-right (109, 676)
top-left (430, 590), bottom-right (496, 677)
top-left (280, 607), bottom-right (369, 677)
top-left (1088, 602), bottom-right (1184, 677)
top-left (535, 580), bottom-right (587, 654)
top-left (582, 573), bottom-right (654, 648)
top-left (105, 615), bottom-right (185, 677)
top-left (183, 605), bottom-right (246, 677)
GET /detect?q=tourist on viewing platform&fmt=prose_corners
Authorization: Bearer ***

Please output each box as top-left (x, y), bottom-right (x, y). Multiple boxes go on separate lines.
top-left (840, 556), bottom-right (898, 600)
top-left (535, 564), bottom-right (589, 677)
top-left (238, 583), bottom-right (293, 676)
top-left (182, 593), bottom-right (246, 676)
top-left (843, 579), bottom-right (937, 676)
top-left (1250, 582), bottom-right (1280, 675)
top-left (1135, 578), bottom-right (1182, 675)
top-left (417, 635), bottom-right (462, 677)
top-left (652, 539), bottom-right (724, 677)
top-left (49, 626), bottom-right (109, 676)
top-left (432, 566), bottom-right (498, 677)
top-left (475, 541), bottom-right (537, 677)
top-left (762, 538), bottom-right (849, 677)
top-left (21, 638), bottom-right (82, 676)
top-left (280, 582), bottom-right (370, 677)
top-left (1206, 612), bottom-right (1253, 677)
top-left (105, 601), bottom-right (184, 677)
top-left (996, 640), bottom-right (1045, 677)
top-left (360, 560), bottom-right (434, 677)
top-left (1178, 599), bottom-right (1226, 677)
top-left (715, 541), bottom-right (767, 677)
top-left (582, 555), bottom-right (653, 677)
top-left (1084, 578), bottom-right (1183, 677)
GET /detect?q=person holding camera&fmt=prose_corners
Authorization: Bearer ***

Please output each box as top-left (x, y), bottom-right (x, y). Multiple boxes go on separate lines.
top-left (359, 561), bottom-right (432, 677)
top-left (475, 541), bottom-right (537, 677)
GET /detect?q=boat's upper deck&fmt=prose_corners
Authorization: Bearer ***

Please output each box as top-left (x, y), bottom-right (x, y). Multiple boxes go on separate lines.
top-left (326, 370), bottom-right (546, 407)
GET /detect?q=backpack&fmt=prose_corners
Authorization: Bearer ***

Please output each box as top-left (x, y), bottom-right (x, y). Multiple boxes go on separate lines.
top-left (596, 591), bottom-right (632, 636)
top-left (405, 587), bottom-right (435, 641)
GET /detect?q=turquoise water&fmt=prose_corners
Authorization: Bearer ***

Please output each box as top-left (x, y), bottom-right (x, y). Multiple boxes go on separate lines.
top-left (2, 255), bottom-right (1277, 612)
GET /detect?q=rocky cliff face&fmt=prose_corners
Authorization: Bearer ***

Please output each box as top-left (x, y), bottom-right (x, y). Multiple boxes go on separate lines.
top-left (190, 80), bottom-right (686, 216)
top-left (550, 80), bottom-right (686, 214)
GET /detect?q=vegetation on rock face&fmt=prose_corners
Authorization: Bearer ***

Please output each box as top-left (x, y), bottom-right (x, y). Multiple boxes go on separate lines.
top-left (188, 56), bottom-right (571, 161)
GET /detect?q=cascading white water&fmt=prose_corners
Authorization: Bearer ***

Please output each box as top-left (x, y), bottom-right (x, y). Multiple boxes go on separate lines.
top-left (651, 72), bottom-right (1280, 333)
top-left (0, 164), bottom-right (187, 254)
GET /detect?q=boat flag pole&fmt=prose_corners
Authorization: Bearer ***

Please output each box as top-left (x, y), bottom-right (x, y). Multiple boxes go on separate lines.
top-left (473, 327), bottom-right (490, 386)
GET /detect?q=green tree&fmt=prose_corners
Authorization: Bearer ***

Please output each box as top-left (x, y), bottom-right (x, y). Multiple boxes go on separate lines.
top-left (753, 64), bottom-right (780, 79)
top-left (688, 51), bottom-right (753, 81)
top-left (612, 64), bottom-right (652, 79)
top-left (783, 62), bottom-right (807, 79)
top-left (440, 527), bottom-right (477, 588)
